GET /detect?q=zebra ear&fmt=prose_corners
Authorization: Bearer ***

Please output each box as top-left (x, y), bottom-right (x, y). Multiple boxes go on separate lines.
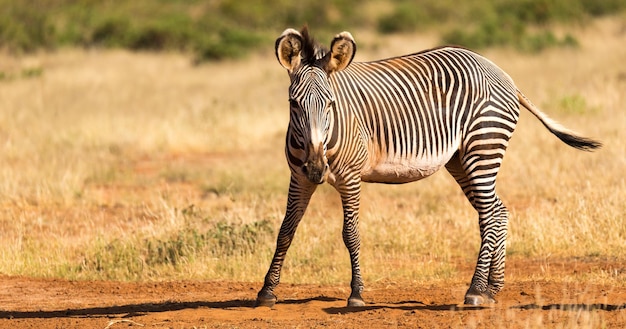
top-left (324, 32), bottom-right (356, 74)
top-left (275, 28), bottom-right (303, 73)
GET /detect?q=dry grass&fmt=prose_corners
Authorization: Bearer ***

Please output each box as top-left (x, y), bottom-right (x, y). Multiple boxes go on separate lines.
top-left (0, 17), bottom-right (624, 291)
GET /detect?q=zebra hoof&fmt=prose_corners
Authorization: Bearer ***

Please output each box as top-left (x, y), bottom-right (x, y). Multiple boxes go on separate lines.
top-left (255, 290), bottom-right (277, 308)
top-left (464, 290), bottom-right (496, 305)
top-left (347, 296), bottom-right (365, 307)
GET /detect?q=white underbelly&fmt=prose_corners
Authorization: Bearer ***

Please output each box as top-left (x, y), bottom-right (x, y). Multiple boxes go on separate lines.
top-left (361, 155), bottom-right (452, 184)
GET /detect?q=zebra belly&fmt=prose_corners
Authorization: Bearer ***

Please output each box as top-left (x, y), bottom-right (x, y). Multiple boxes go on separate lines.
top-left (361, 156), bottom-right (450, 184)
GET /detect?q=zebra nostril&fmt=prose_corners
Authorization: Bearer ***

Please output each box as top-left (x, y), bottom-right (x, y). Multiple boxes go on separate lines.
top-left (302, 163), bottom-right (309, 174)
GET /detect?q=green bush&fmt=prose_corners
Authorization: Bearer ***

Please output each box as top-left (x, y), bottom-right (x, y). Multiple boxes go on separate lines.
top-left (0, 2), bottom-right (56, 52)
top-left (0, 0), bottom-right (624, 59)
top-left (580, 0), bottom-right (626, 16)
top-left (90, 15), bottom-right (133, 48)
top-left (194, 26), bottom-right (265, 61)
top-left (378, 2), bottom-right (429, 33)
top-left (439, 0), bottom-right (596, 52)
top-left (130, 15), bottom-right (195, 51)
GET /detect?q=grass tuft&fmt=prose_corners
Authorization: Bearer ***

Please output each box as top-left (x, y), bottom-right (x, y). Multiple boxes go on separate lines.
top-left (77, 215), bottom-right (274, 281)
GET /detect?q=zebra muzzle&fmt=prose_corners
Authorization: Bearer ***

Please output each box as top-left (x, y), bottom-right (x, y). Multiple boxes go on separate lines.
top-left (302, 156), bottom-right (329, 185)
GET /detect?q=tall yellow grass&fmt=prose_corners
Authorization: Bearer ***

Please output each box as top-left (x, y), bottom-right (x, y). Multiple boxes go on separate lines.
top-left (0, 18), bottom-right (623, 287)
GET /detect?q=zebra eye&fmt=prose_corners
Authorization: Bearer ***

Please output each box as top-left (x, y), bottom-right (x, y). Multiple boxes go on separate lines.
top-left (289, 99), bottom-right (299, 108)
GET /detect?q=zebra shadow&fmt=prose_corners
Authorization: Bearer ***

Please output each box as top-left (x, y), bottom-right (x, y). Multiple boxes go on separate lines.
top-left (323, 301), bottom-right (489, 314)
top-left (323, 301), bottom-right (626, 314)
top-left (511, 303), bottom-right (626, 311)
top-left (0, 300), bottom-right (256, 319)
top-left (280, 296), bottom-right (345, 304)
top-left (3, 298), bottom-right (622, 319)
top-left (0, 296), bottom-right (343, 319)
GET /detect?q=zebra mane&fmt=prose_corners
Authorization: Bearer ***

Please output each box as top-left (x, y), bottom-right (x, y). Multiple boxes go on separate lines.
top-left (300, 26), bottom-right (328, 65)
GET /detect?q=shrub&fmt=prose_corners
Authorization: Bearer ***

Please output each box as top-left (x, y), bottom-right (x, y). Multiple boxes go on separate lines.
top-left (378, 2), bottom-right (429, 33)
top-left (90, 15), bottom-right (133, 48)
top-left (0, 0), bottom-right (625, 59)
top-left (194, 26), bottom-right (265, 61)
top-left (0, 2), bottom-right (56, 52)
top-left (78, 219), bottom-right (274, 280)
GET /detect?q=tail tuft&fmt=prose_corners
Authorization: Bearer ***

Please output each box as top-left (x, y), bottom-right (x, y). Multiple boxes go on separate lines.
top-left (518, 90), bottom-right (602, 152)
top-left (550, 129), bottom-right (602, 152)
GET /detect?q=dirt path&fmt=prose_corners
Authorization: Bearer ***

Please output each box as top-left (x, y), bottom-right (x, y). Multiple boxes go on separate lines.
top-left (0, 259), bottom-right (625, 328)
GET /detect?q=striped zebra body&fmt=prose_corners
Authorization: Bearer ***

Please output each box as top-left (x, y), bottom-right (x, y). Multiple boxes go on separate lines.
top-left (256, 27), bottom-right (600, 308)
top-left (330, 49), bottom-right (519, 185)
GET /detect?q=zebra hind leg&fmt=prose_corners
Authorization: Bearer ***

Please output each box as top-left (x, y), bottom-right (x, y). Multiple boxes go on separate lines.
top-left (487, 200), bottom-right (508, 298)
top-left (465, 198), bottom-right (508, 305)
top-left (444, 152), bottom-right (509, 305)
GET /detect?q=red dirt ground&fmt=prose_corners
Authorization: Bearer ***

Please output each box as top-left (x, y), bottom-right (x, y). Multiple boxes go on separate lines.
top-left (1, 259), bottom-right (624, 328)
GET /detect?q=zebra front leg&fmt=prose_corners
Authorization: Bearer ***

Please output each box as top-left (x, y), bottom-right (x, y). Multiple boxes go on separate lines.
top-left (256, 176), bottom-right (316, 308)
top-left (338, 177), bottom-right (365, 307)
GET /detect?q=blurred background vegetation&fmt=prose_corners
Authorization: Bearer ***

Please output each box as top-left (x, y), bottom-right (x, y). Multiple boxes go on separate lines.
top-left (1, 0), bottom-right (625, 61)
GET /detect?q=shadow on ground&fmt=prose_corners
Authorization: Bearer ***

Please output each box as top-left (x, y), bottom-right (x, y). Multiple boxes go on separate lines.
top-left (1, 296), bottom-right (624, 319)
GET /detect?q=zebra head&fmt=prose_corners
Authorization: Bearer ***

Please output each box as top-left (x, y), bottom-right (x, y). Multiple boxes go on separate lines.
top-left (275, 27), bottom-right (356, 184)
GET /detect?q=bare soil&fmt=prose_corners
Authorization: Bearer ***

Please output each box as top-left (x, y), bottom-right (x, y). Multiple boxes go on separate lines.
top-left (1, 259), bottom-right (624, 328)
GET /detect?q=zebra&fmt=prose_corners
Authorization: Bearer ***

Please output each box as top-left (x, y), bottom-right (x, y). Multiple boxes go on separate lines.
top-left (256, 27), bottom-right (601, 308)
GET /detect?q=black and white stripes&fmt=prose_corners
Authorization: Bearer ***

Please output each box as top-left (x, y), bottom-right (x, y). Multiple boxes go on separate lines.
top-left (256, 27), bottom-right (601, 308)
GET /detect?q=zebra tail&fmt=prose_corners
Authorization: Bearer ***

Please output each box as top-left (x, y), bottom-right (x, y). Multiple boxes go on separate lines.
top-left (517, 90), bottom-right (602, 151)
